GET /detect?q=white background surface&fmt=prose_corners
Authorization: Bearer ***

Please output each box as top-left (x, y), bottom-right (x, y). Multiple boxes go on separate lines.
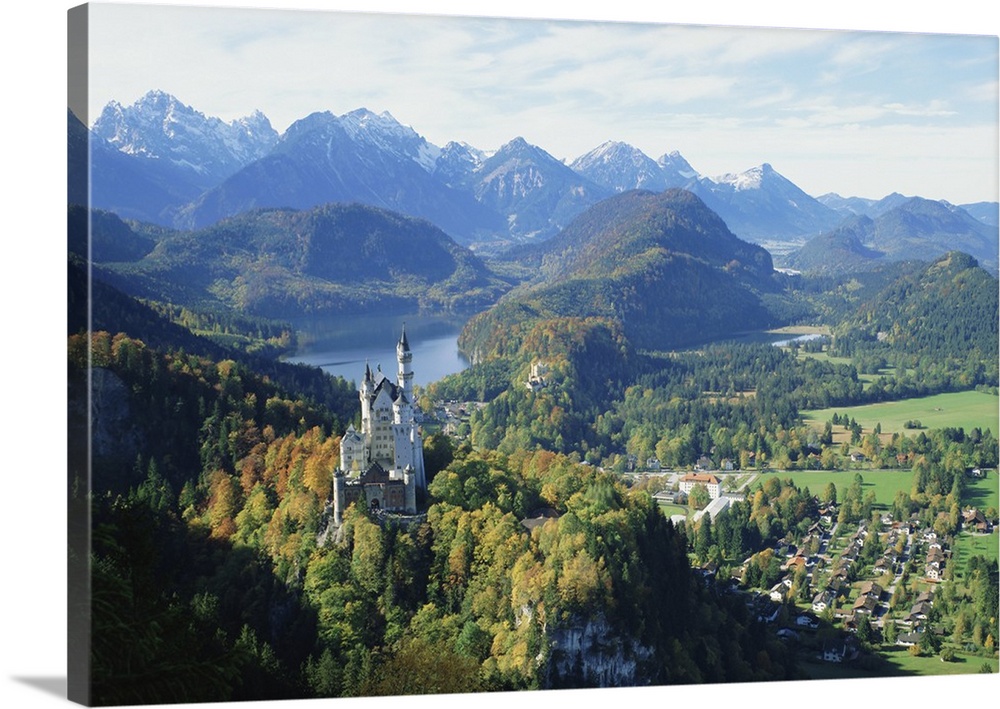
top-left (2, 1), bottom-right (998, 708)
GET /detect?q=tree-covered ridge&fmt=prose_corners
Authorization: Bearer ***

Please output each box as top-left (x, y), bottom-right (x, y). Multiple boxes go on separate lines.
top-left (527, 189), bottom-right (774, 283)
top-left (142, 301), bottom-right (297, 358)
top-left (831, 252), bottom-right (999, 387)
top-left (412, 448), bottom-right (798, 688)
top-left (69, 258), bottom-right (357, 420)
top-left (782, 197), bottom-right (1000, 276)
top-left (869, 198), bottom-right (999, 273)
top-left (458, 318), bottom-right (634, 454)
top-left (465, 189), bottom-right (791, 354)
top-left (68, 205), bottom-right (156, 263)
top-left (69, 331), bottom-right (350, 497)
top-left (86, 202), bottom-right (513, 319)
top-left (783, 215), bottom-right (887, 275)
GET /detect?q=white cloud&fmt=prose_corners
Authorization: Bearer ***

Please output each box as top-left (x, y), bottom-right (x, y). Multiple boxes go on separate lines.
top-left (83, 2), bottom-right (998, 204)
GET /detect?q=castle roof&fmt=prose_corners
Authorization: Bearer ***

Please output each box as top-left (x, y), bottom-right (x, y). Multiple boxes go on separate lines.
top-left (371, 375), bottom-right (401, 402)
top-left (359, 462), bottom-right (391, 485)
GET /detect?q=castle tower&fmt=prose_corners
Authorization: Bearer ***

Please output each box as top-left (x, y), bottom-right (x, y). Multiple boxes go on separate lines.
top-left (396, 324), bottom-right (414, 404)
top-left (332, 471), bottom-right (346, 526)
top-left (403, 465), bottom-right (417, 513)
top-left (360, 361), bottom-right (374, 436)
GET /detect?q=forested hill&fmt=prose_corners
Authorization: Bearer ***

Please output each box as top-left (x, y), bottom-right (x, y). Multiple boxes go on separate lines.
top-left (783, 215), bottom-right (886, 276)
top-left (85, 202), bottom-right (513, 319)
top-left (68, 256), bottom-right (358, 437)
top-left (69, 291), bottom-right (801, 702)
top-left (828, 252), bottom-right (999, 387)
top-left (784, 197), bottom-right (999, 276)
top-left (516, 188), bottom-right (774, 282)
top-left (464, 189), bottom-right (789, 357)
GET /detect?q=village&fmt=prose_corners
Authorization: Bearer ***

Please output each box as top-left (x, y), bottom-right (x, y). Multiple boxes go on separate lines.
top-left (419, 389), bottom-right (998, 676)
top-left (646, 466), bottom-right (998, 675)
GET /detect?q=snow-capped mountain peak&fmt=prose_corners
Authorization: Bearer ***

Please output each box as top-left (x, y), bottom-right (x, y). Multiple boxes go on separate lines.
top-left (571, 142), bottom-right (700, 193)
top-left (433, 141), bottom-right (487, 185)
top-left (337, 108), bottom-right (441, 171)
top-left (715, 163), bottom-right (775, 191)
top-left (657, 151), bottom-right (700, 180)
top-left (91, 90), bottom-right (278, 182)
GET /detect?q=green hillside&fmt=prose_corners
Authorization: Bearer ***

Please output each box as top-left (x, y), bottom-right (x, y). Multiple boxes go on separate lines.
top-left (463, 189), bottom-right (791, 358)
top-left (784, 197), bottom-right (999, 275)
top-left (92, 203), bottom-right (513, 318)
top-left (830, 252), bottom-right (999, 386)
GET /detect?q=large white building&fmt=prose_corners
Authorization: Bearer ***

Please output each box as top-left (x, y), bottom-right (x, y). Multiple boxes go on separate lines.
top-left (679, 472), bottom-right (722, 499)
top-left (333, 327), bottom-right (426, 522)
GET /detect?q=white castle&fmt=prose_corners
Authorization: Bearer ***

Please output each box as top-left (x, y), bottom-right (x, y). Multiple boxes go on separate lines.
top-left (333, 326), bottom-right (426, 523)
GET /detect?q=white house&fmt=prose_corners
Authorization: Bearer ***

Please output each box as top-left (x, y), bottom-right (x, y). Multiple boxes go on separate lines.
top-left (812, 590), bottom-right (833, 613)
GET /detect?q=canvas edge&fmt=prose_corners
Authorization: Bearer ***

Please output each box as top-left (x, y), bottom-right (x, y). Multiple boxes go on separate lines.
top-left (67, 3), bottom-right (92, 706)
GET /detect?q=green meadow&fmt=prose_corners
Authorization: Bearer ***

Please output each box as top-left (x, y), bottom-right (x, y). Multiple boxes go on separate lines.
top-left (756, 469), bottom-right (914, 508)
top-left (952, 532), bottom-right (999, 579)
top-left (800, 648), bottom-right (998, 680)
top-left (802, 390), bottom-right (999, 436)
top-left (795, 350), bottom-right (891, 389)
top-left (878, 647), bottom-right (999, 676)
top-left (964, 472), bottom-right (999, 512)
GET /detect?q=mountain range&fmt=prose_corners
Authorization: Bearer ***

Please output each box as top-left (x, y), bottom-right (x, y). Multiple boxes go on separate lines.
top-left (783, 197), bottom-right (999, 275)
top-left (75, 90), bottom-right (998, 268)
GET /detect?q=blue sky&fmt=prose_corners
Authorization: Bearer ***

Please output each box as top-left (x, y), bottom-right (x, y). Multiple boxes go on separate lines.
top-left (81, 2), bottom-right (998, 205)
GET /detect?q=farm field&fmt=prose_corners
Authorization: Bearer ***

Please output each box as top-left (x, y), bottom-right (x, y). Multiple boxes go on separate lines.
top-left (795, 351), bottom-right (892, 388)
top-left (757, 469), bottom-right (914, 508)
top-left (802, 390), bottom-right (1000, 437)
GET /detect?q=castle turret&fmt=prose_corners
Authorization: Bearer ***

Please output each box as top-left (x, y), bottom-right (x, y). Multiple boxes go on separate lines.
top-left (396, 324), bottom-right (414, 404)
top-left (403, 465), bottom-right (417, 514)
top-left (360, 361), bottom-right (374, 434)
top-left (392, 391), bottom-right (413, 425)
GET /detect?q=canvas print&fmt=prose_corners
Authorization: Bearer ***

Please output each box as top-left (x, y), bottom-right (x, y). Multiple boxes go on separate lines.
top-left (67, 2), bottom-right (1000, 706)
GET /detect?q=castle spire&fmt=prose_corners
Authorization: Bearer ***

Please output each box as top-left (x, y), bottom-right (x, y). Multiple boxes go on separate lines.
top-left (396, 323), bottom-right (414, 404)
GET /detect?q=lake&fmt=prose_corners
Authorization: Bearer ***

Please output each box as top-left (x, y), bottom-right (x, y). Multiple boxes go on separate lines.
top-left (673, 328), bottom-right (830, 352)
top-left (288, 316), bottom-right (827, 388)
top-left (285, 312), bottom-right (471, 387)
